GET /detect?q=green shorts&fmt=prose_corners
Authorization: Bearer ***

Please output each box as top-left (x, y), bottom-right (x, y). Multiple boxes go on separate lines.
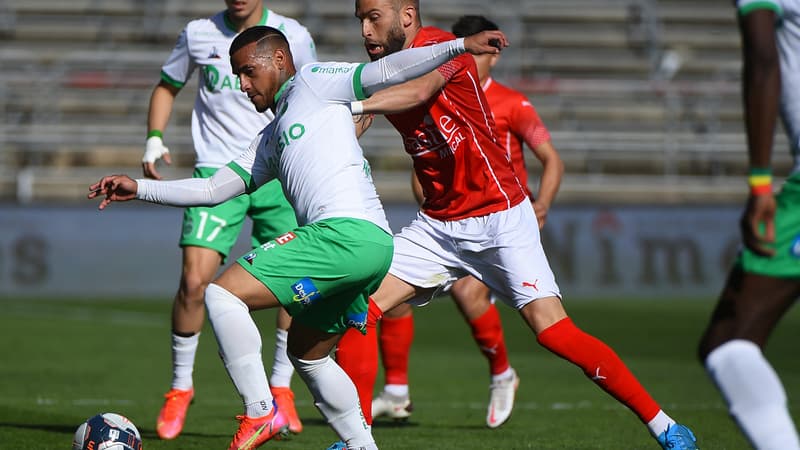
top-left (236, 218), bottom-right (393, 334)
top-left (180, 167), bottom-right (297, 260)
top-left (738, 172), bottom-right (800, 278)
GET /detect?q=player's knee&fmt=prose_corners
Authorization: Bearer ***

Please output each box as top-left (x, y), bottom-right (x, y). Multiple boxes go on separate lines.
top-left (180, 272), bottom-right (212, 304)
top-left (384, 302), bottom-right (413, 319)
top-left (205, 283), bottom-right (247, 320)
top-left (697, 339), bottom-right (712, 364)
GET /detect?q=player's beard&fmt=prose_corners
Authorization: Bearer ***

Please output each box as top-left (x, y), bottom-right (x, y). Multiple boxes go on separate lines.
top-left (368, 21), bottom-right (406, 61)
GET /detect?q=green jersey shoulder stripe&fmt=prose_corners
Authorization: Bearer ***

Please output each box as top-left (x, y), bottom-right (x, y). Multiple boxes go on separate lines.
top-left (227, 161), bottom-right (258, 193)
top-left (160, 70), bottom-right (185, 89)
top-left (352, 63), bottom-right (367, 101)
top-left (739, 1), bottom-right (782, 17)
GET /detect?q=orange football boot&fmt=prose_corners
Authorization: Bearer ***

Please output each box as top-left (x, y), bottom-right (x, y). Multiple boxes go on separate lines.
top-left (270, 386), bottom-right (303, 434)
top-left (156, 387), bottom-right (194, 439)
top-left (228, 404), bottom-right (290, 450)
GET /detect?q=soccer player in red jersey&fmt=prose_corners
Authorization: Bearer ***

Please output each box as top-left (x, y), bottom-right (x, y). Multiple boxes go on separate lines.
top-left (370, 14), bottom-right (564, 429)
top-left (334, 2), bottom-right (699, 448)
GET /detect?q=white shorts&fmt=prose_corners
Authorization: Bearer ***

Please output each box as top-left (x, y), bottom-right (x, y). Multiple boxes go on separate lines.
top-left (389, 200), bottom-right (561, 310)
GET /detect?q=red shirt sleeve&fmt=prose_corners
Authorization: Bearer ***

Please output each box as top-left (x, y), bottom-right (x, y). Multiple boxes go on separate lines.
top-left (511, 99), bottom-right (551, 149)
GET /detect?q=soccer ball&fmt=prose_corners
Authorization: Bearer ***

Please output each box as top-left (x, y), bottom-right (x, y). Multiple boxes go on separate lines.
top-left (72, 412), bottom-right (143, 450)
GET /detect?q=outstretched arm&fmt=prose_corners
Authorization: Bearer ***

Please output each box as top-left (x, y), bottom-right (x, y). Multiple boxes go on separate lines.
top-left (88, 166), bottom-right (246, 210)
top-left (738, 7), bottom-right (780, 256)
top-left (353, 30), bottom-right (508, 114)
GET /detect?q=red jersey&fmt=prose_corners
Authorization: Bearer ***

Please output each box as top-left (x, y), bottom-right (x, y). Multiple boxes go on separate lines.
top-left (482, 77), bottom-right (551, 198)
top-left (385, 27), bottom-right (527, 221)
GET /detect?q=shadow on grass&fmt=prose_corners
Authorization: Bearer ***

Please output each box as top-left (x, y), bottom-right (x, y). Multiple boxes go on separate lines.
top-left (298, 417), bottom-right (423, 429)
top-left (0, 422), bottom-right (77, 434)
top-left (370, 419), bottom-right (420, 429)
top-left (0, 422), bottom-right (232, 440)
top-left (137, 429), bottom-right (232, 440)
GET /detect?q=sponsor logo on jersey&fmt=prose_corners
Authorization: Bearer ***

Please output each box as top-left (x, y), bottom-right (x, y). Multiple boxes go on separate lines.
top-left (291, 278), bottom-right (322, 306)
top-left (265, 122), bottom-right (305, 173)
top-left (404, 113), bottom-right (465, 158)
top-left (208, 46), bottom-right (221, 59)
top-left (275, 232), bottom-right (297, 245)
top-left (260, 241), bottom-right (277, 251)
top-left (790, 234), bottom-right (800, 258)
top-left (310, 65), bottom-right (353, 75)
top-left (202, 65), bottom-right (240, 92)
top-left (243, 251), bottom-right (257, 264)
top-left (278, 123), bottom-right (306, 151)
top-left (346, 311), bottom-right (368, 331)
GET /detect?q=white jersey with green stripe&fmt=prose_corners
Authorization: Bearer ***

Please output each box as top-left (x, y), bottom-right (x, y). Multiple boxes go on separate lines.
top-left (738, 0), bottom-right (800, 173)
top-left (160, 8), bottom-right (317, 168)
top-left (228, 62), bottom-right (391, 233)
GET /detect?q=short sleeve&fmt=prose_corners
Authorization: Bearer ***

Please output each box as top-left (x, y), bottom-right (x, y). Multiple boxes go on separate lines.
top-left (737, 0), bottom-right (782, 16)
top-left (160, 27), bottom-right (195, 88)
top-left (437, 53), bottom-right (471, 82)
top-left (512, 99), bottom-right (551, 148)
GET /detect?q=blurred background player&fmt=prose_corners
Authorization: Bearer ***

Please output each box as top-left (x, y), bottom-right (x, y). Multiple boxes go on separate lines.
top-left (698, 1), bottom-right (800, 449)
top-left (142, 0), bottom-right (316, 439)
top-left (334, 1), bottom-right (699, 448)
top-left (370, 14), bottom-right (564, 430)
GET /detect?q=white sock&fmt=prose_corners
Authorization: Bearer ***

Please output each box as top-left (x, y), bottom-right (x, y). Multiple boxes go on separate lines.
top-left (269, 328), bottom-right (295, 388)
top-left (706, 339), bottom-right (800, 450)
top-left (171, 332), bottom-right (199, 391)
top-left (383, 384), bottom-right (408, 398)
top-left (490, 367), bottom-right (514, 384)
top-left (205, 283), bottom-right (273, 418)
top-left (646, 410), bottom-right (675, 438)
top-left (289, 354), bottom-right (375, 449)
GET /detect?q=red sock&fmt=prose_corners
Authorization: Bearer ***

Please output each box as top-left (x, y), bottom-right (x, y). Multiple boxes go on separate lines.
top-left (469, 303), bottom-right (510, 376)
top-left (379, 312), bottom-right (414, 385)
top-left (335, 298), bottom-right (383, 425)
top-left (536, 317), bottom-right (661, 423)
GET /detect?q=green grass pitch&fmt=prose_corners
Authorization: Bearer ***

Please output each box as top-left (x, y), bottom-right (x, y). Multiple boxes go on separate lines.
top-left (1, 296), bottom-right (798, 449)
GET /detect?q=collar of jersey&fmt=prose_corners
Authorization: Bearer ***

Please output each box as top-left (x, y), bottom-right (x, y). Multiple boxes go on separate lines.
top-left (223, 7), bottom-right (269, 32)
top-left (274, 76), bottom-right (294, 105)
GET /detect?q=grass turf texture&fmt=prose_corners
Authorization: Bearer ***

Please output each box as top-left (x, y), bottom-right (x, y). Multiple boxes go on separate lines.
top-left (1, 296), bottom-right (798, 449)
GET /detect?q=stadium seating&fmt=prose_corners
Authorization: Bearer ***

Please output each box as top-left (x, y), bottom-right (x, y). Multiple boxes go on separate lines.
top-left (0, 0), bottom-right (791, 203)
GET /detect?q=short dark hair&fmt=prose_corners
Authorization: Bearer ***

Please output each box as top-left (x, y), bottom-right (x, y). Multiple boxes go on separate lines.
top-left (451, 15), bottom-right (499, 37)
top-left (229, 25), bottom-right (289, 57)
